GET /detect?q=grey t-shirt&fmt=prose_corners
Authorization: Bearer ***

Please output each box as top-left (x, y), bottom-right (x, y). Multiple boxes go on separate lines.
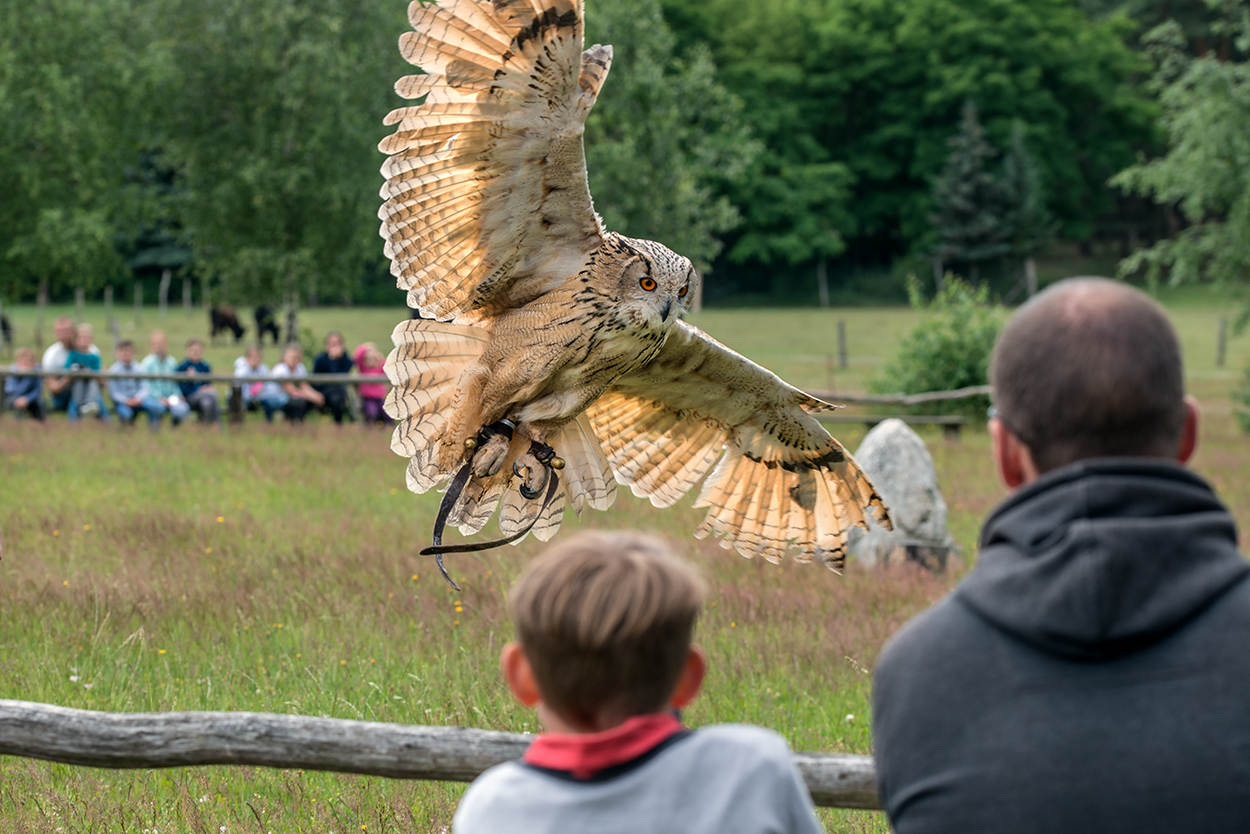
top-left (453, 724), bottom-right (824, 834)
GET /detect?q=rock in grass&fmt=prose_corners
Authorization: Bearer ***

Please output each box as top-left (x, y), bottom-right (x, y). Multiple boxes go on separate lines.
top-left (848, 418), bottom-right (958, 571)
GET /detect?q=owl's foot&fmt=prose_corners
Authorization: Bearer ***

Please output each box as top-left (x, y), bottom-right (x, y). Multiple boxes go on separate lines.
top-left (513, 441), bottom-right (564, 499)
top-left (469, 420), bottom-right (515, 478)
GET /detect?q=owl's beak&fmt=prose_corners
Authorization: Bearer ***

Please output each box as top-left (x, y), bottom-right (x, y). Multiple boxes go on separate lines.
top-left (660, 298), bottom-right (673, 321)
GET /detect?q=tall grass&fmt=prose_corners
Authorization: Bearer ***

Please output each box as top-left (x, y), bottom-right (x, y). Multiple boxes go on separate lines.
top-left (2, 295), bottom-right (1247, 832)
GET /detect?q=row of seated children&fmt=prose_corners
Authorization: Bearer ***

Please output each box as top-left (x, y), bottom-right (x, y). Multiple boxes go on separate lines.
top-left (8, 319), bottom-right (392, 427)
top-left (230, 336), bottom-right (390, 425)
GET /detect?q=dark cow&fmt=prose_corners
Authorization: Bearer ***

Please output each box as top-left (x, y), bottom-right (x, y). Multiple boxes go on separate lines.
top-left (0, 313), bottom-right (11, 352)
top-left (254, 305), bottom-right (281, 345)
top-left (209, 305), bottom-right (245, 344)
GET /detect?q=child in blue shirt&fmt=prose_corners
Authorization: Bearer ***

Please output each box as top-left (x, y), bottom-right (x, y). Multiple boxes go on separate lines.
top-left (6, 347), bottom-right (45, 420)
top-left (66, 324), bottom-right (109, 422)
top-left (175, 338), bottom-right (219, 425)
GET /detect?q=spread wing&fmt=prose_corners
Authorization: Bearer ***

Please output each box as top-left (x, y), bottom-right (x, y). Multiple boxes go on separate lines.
top-left (585, 321), bottom-right (891, 569)
top-left (379, 0), bottom-right (611, 323)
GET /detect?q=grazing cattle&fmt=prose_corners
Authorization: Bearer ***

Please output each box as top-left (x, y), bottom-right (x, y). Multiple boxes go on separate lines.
top-left (209, 305), bottom-right (245, 344)
top-left (0, 313), bottom-right (11, 352)
top-left (254, 306), bottom-right (281, 345)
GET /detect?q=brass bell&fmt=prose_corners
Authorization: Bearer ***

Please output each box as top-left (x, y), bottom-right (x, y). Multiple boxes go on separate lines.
top-left (464, 437), bottom-right (478, 452)
top-left (550, 457), bottom-right (565, 471)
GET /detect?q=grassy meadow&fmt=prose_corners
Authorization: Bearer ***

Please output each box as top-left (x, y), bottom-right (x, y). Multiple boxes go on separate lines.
top-left (1, 290), bottom-right (1248, 833)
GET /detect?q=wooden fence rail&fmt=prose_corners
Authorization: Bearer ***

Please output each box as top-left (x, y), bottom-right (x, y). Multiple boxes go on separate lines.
top-left (0, 369), bottom-right (383, 385)
top-left (0, 369), bottom-right (992, 405)
top-left (0, 700), bottom-right (881, 810)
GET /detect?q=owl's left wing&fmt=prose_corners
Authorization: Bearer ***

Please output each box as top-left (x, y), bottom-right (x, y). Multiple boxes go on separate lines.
top-left (585, 321), bottom-right (891, 569)
top-left (379, 0), bottom-right (610, 323)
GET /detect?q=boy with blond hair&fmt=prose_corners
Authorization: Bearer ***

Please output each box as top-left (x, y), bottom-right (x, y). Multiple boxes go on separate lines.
top-left (453, 531), bottom-right (823, 834)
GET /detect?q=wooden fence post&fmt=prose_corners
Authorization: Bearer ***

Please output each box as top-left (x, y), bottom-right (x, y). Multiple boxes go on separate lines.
top-left (837, 319), bottom-right (847, 370)
top-left (1217, 317), bottom-right (1227, 368)
top-left (75, 287), bottom-right (85, 322)
top-left (134, 282), bottom-right (142, 328)
top-left (158, 269), bottom-right (171, 322)
top-left (183, 276), bottom-right (192, 315)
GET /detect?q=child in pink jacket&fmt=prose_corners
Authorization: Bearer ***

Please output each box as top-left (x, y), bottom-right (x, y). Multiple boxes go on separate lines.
top-left (354, 342), bottom-right (391, 426)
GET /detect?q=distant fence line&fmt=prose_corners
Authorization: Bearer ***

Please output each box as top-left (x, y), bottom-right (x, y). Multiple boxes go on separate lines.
top-left (0, 369), bottom-right (384, 386)
top-left (0, 369), bottom-right (993, 405)
top-left (0, 699), bottom-right (881, 810)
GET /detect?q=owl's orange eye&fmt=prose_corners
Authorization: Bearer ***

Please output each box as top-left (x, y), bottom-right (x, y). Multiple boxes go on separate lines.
top-left (640, 276), bottom-right (657, 292)
top-left (678, 284), bottom-right (688, 298)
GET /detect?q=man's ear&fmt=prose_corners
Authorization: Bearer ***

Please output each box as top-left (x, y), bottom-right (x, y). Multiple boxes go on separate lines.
top-left (500, 642), bottom-right (541, 708)
top-left (990, 417), bottom-right (1039, 490)
top-left (669, 646), bottom-right (707, 710)
top-left (1176, 395), bottom-right (1200, 464)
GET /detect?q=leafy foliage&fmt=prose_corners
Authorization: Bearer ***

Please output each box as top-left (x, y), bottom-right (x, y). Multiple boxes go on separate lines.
top-left (664, 0), bottom-right (1156, 270)
top-left (1001, 120), bottom-right (1058, 262)
top-left (1113, 4), bottom-right (1250, 304)
top-left (870, 276), bottom-right (1003, 416)
top-left (930, 101), bottom-right (1010, 269)
top-left (583, 0), bottom-right (758, 272)
top-left (1235, 360), bottom-right (1250, 433)
top-left (155, 0), bottom-right (408, 307)
top-left (0, 0), bottom-right (157, 301)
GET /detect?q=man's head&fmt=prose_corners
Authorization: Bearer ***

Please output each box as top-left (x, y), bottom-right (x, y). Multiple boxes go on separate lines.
top-left (503, 531), bottom-right (707, 732)
top-left (989, 277), bottom-right (1196, 487)
top-left (116, 340), bottom-right (134, 363)
top-left (74, 323), bottom-right (94, 352)
top-left (14, 347), bottom-right (35, 369)
top-left (149, 331), bottom-right (168, 358)
top-left (325, 331), bottom-right (345, 359)
top-left (54, 316), bottom-right (74, 348)
top-left (185, 338), bottom-right (204, 362)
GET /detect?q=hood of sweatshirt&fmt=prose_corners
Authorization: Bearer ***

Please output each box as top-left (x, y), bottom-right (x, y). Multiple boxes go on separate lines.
top-left (957, 459), bottom-right (1247, 659)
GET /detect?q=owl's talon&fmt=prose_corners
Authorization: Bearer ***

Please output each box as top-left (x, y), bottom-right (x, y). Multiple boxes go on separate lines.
top-left (472, 432), bottom-right (511, 478)
top-left (513, 442), bottom-right (556, 500)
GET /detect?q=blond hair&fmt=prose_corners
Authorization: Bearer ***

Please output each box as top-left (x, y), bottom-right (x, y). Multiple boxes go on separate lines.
top-left (509, 531), bottom-right (706, 727)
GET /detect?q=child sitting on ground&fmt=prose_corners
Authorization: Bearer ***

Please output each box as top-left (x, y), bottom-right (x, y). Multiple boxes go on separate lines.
top-left (453, 531), bottom-right (824, 834)
top-left (6, 347), bottom-right (45, 421)
top-left (66, 323), bottom-right (109, 422)
top-left (353, 342), bottom-right (391, 426)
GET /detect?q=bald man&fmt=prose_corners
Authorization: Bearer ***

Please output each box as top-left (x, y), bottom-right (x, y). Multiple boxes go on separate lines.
top-left (872, 278), bottom-right (1250, 833)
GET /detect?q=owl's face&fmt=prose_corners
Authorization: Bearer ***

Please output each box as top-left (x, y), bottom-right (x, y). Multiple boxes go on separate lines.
top-left (603, 234), bottom-right (699, 330)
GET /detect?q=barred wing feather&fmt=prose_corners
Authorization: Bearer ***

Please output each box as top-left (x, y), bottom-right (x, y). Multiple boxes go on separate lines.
top-left (586, 321), bottom-right (891, 569)
top-left (379, 0), bottom-right (610, 322)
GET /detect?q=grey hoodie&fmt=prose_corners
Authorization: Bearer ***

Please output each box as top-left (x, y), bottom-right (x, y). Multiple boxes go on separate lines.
top-left (873, 459), bottom-right (1250, 834)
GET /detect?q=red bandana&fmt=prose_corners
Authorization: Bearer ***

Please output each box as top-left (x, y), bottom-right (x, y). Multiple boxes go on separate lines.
top-left (523, 713), bottom-right (685, 780)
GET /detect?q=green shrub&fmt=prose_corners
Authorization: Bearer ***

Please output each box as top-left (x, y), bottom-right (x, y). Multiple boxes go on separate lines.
top-left (1235, 360), bottom-right (1250, 434)
top-left (870, 275), bottom-right (1003, 417)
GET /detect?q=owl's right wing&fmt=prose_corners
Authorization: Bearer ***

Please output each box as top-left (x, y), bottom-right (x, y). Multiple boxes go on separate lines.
top-left (379, 0), bottom-right (610, 323)
top-left (585, 321), bottom-right (891, 569)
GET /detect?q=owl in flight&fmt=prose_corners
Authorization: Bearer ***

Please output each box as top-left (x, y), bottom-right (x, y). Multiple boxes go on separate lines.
top-left (380, 0), bottom-right (890, 585)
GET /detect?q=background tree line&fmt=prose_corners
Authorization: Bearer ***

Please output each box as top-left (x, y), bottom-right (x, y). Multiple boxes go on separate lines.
top-left (0, 0), bottom-right (1241, 315)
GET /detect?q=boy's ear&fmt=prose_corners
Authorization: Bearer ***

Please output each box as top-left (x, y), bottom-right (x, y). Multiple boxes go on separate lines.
top-left (669, 646), bottom-right (706, 710)
top-left (500, 642), bottom-right (541, 708)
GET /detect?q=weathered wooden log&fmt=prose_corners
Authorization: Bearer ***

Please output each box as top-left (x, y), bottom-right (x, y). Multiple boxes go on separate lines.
top-left (0, 700), bottom-right (880, 809)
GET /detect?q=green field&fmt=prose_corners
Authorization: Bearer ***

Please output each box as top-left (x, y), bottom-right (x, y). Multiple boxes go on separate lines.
top-left (2, 294), bottom-right (1248, 832)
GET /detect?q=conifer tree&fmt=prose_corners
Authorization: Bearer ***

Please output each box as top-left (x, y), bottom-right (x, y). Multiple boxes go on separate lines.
top-left (1001, 121), bottom-right (1057, 294)
top-left (930, 100), bottom-right (1009, 282)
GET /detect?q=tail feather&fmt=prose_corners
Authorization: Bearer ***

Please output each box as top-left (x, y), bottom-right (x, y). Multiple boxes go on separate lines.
top-left (385, 318), bottom-right (490, 497)
top-left (549, 414), bottom-right (616, 514)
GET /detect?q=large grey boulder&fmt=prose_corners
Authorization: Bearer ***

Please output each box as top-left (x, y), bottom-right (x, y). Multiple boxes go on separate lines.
top-left (847, 418), bottom-right (958, 571)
